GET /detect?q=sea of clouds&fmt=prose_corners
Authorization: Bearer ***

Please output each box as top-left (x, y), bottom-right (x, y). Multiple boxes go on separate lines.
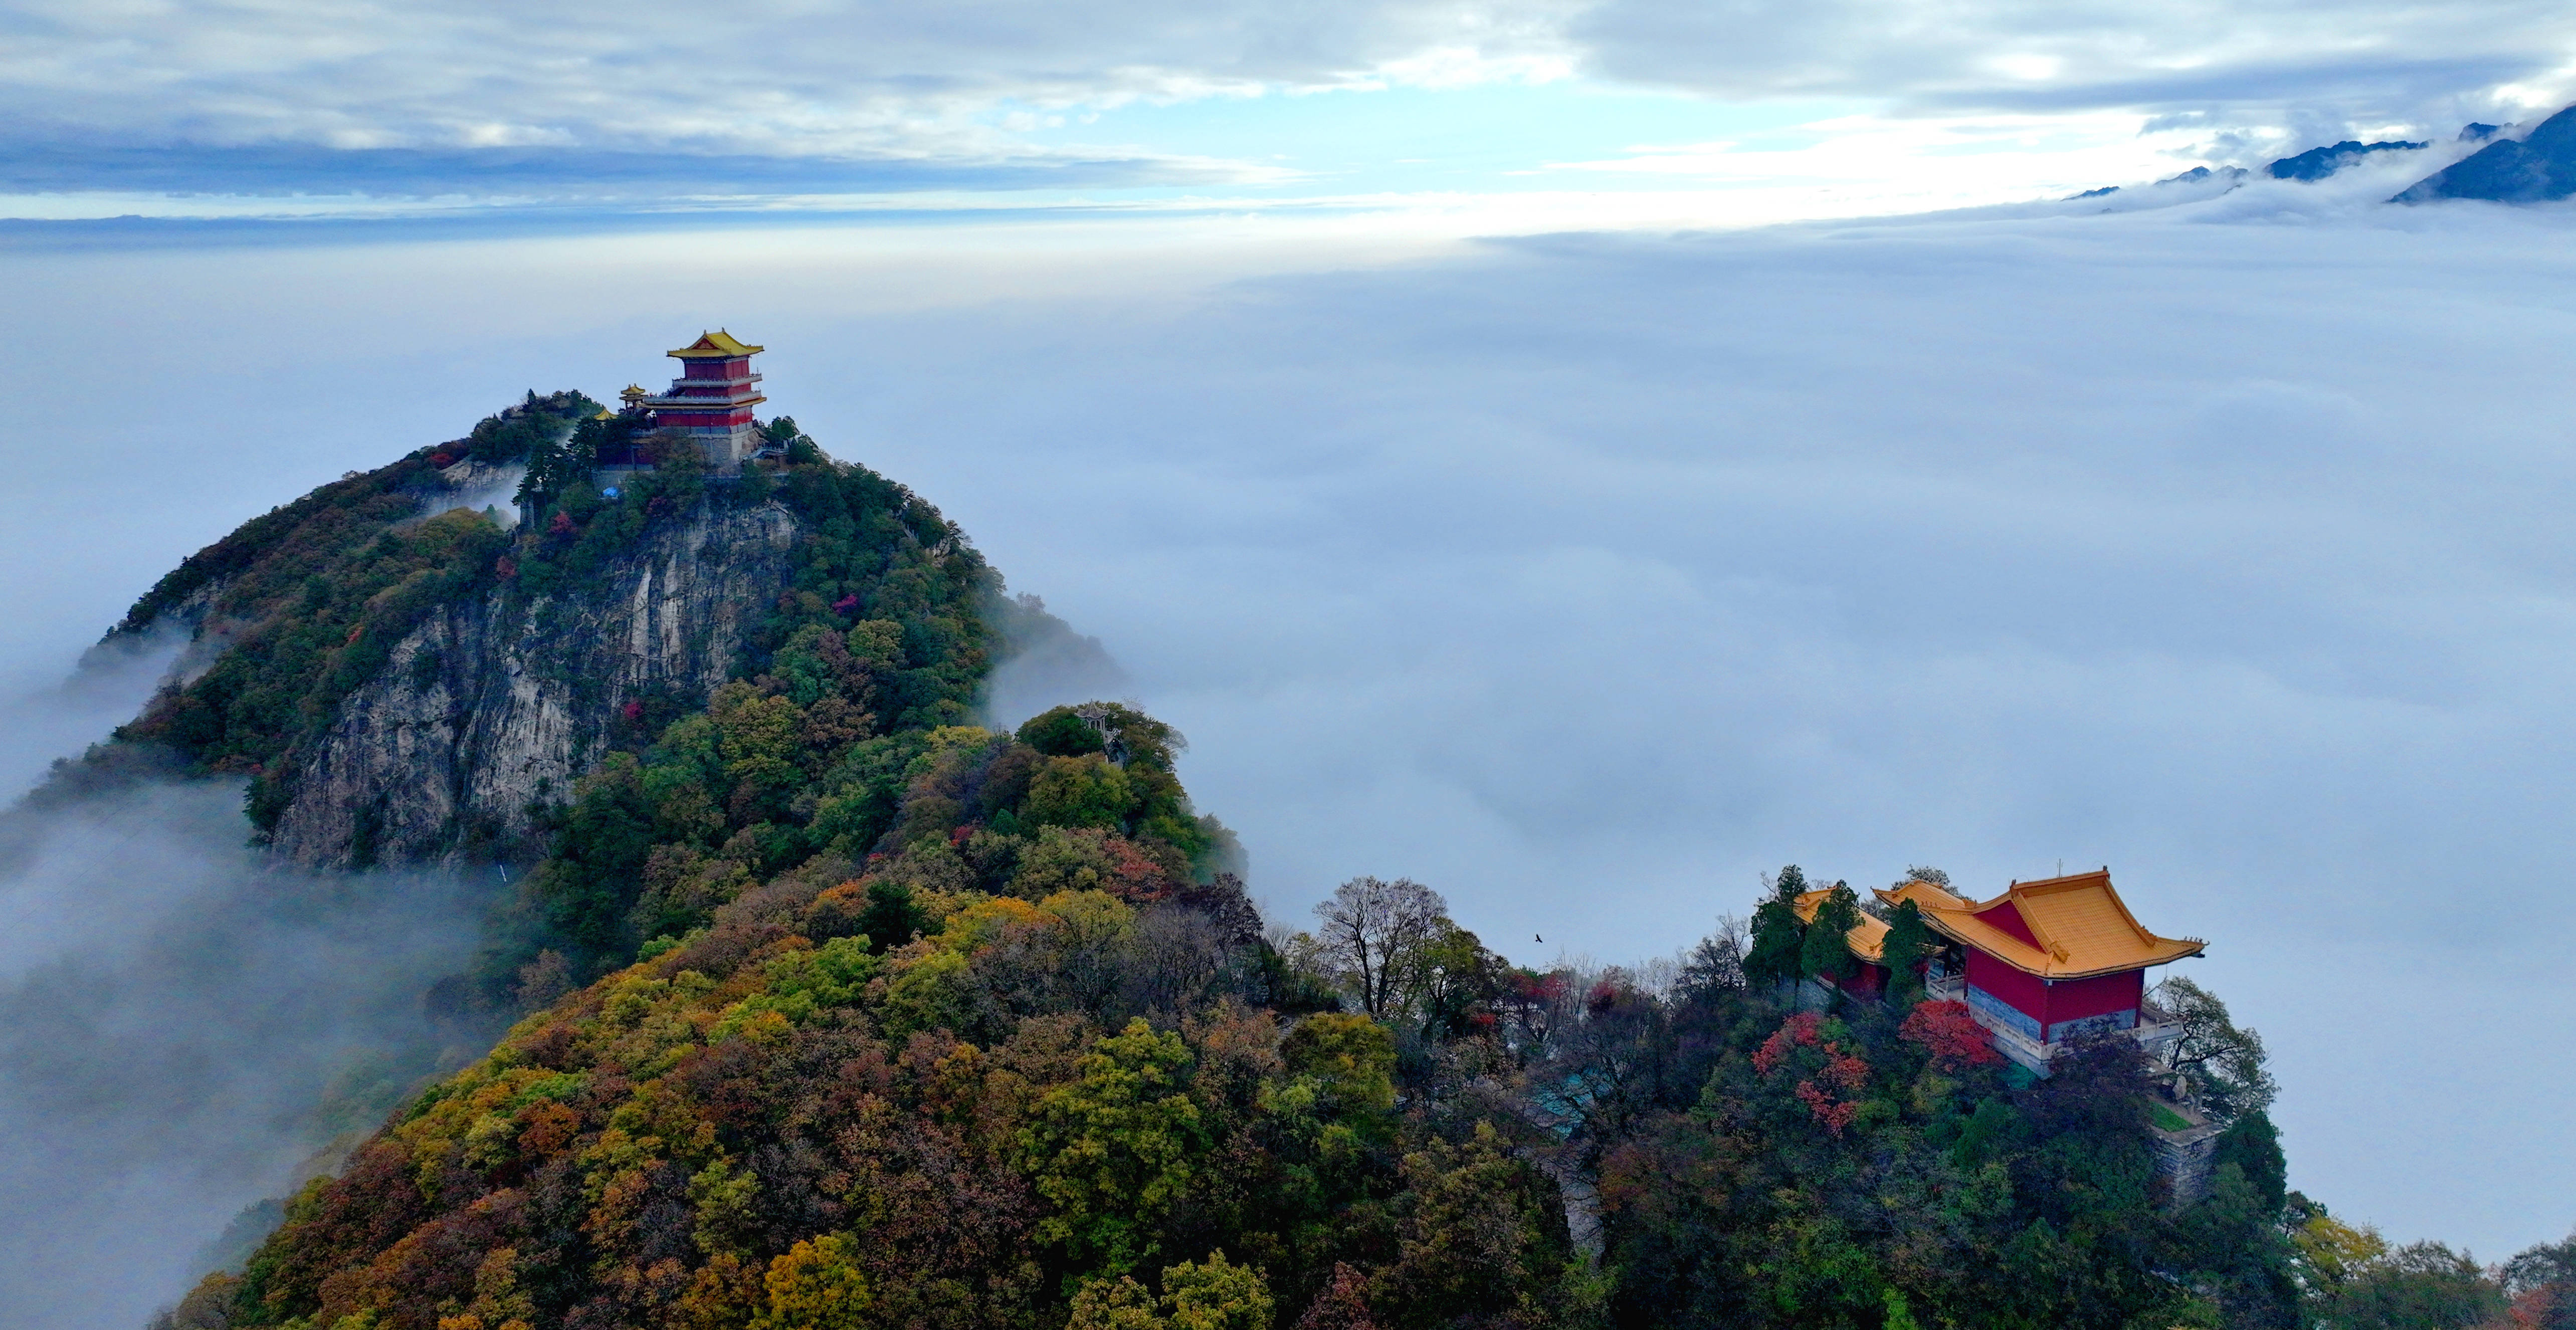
top-left (2, 175), bottom-right (2572, 1321)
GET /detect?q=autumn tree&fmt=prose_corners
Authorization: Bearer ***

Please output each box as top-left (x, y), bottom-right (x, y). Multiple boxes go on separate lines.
top-left (1311, 876), bottom-right (1449, 1019)
top-left (1898, 998), bottom-right (2002, 1073)
top-left (752, 1235), bottom-right (873, 1329)
top-left (2504, 1231), bottom-right (2576, 1330)
top-left (1294, 1263), bottom-right (1379, 1330)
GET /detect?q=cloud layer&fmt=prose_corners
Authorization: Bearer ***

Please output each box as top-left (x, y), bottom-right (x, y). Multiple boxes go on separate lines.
top-left (5, 183), bottom-right (2576, 1289)
top-left (1572, 0), bottom-right (2573, 126)
top-left (0, 778), bottom-right (484, 1328)
top-left (0, 0), bottom-right (1567, 159)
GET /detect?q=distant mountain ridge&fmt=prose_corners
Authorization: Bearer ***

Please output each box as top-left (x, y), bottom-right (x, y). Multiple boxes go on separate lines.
top-left (2267, 139), bottom-right (2425, 181)
top-left (2396, 104), bottom-right (2576, 202)
top-left (2062, 104), bottom-right (2576, 205)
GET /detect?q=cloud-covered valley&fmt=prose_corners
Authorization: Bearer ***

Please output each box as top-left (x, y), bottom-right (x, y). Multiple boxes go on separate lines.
top-left (4, 185), bottom-right (2572, 1279)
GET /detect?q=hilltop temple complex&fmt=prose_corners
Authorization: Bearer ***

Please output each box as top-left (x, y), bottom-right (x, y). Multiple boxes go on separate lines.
top-left (595, 330), bottom-right (773, 477)
top-left (1796, 868), bottom-right (2207, 1076)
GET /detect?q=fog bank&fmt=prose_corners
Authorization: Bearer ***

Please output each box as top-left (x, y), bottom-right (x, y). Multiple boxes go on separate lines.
top-left (0, 779), bottom-right (484, 1328)
top-left (2, 192), bottom-right (2571, 1261)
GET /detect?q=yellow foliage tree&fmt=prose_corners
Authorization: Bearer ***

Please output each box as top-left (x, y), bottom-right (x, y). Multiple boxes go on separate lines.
top-left (749, 1235), bottom-right (872, 1330)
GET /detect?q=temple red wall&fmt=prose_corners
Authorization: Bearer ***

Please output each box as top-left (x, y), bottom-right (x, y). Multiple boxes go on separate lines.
top-left (1830, 960), bottom-right (1888, 998)
top-left (2038, 969), bottom-right (2143, 1026)
top-left (1966, 949), bottom-right (2046, 1020)
top-left (680, 357), bottom-right (750, 381)
top-left (1965, 950), bottom-right (2144, 1038)
top-left (1979, 901), bottom-right (2040, 948)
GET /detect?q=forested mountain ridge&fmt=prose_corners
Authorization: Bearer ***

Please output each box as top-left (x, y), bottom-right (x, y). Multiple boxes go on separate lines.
top-left (84, 398), bottom-right (2573, 1330)
top-left (107, 394), bottom-right (994, 881)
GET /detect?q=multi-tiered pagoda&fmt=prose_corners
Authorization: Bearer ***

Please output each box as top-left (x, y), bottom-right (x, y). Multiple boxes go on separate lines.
top-left (639, 330), bottom-right (767, 474)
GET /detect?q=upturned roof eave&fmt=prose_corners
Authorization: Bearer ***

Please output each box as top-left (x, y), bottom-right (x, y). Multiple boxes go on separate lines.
top-left (1914, 911), bottom-right (2206, 980)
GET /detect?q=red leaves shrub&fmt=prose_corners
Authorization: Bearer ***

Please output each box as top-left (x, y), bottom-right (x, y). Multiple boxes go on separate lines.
top-left (1753, 1013), bottom-right (1872, 1136)
top-left (1794, 1081), bottom-right (1861, 1135)
top-left (1900, 999), bottom-right (2003, 1072)
top-left (548, 511), bottom-right (578, 537)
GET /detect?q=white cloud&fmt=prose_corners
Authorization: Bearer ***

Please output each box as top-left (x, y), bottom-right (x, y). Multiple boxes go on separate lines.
top-left (0, 0), bottom-right (1572, 157)
top-left (1568, 0), bottom-right (2576, 138)
top-left (1, 0), bottom-right (2569, 187)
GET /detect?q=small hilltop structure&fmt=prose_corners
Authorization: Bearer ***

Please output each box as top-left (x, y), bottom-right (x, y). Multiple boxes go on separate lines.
top-left (638, 330), bottom-right (769, 475)
top-left (582, 330), bottom-right (781, 485)
top-left (1793, 867), bottom-right (2228, 1200)
top-left (1880, 869), bottom-right (2204, 1071)
top-left (1796, 867), bottom-right (2205, 1073)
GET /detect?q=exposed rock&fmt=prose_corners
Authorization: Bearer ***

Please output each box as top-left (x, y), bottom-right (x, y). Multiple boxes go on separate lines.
top-left (268, 496), bottom-right (800, 868)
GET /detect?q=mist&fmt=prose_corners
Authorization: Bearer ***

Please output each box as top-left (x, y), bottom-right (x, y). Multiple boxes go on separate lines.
top-left (0, 769), bottom-right (487, 1328)
top-left (3, 183), bottom-right (2574, 1280)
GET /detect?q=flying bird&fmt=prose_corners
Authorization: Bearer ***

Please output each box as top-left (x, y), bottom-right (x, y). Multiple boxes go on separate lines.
top-left (1535, 934), bottom-right (1544, 943)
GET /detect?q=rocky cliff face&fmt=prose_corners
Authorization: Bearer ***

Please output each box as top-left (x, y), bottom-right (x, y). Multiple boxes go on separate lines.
top-left (269, 497), bottom-right (800, 868)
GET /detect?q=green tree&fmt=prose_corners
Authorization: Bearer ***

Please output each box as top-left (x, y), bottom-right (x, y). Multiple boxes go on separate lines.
top-left (1161, 1252), bottom-right (1275, 1330)
top-left (2151, 976), bottom-right (2277, 1121)
top-left (1373, 1122), bottom-right (1574, 1330)
top-left (1070, 1275), bottom-right (1161, 1330)
top-left (1024, 753), bottom-right (1137, 831)
top-left (1281, 1013), bottom-right (1399, 1123)
top-left (2211, 1111), bottom-right (2287, 1216)
top-left (1798, 882), bottom-right (1863, 985)
top-left (854, 879), bottom-right (930, 953)
top-left (1743, 865), bottom-right (1809, 990)
top-left (2329, 1242), bottom-right (2506, 1330)
top-left (1019, 1017), bottom-right (1208, 1276)
top-left (1881, 899), bottom-right (1931, 1006)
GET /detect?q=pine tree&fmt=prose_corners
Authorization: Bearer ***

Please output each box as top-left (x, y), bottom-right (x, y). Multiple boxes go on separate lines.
top-left (1883, 899), bottom-right (1931, 1006)
top-left (1744, 865), bottom-right (1809, 990)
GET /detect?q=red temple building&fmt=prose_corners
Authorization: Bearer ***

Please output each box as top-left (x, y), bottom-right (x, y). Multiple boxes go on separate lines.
top-left (639, 330), bottom-right (767, 474)
top-left (1874, 869), bottom-right (2206, 1074)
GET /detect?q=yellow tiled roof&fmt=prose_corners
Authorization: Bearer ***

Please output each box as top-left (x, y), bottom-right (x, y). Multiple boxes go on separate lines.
top-left (1794, 889), bottom-right (1890, 964)
top-left (1874, 870), bottom-right (2204, 980)
top-left (1879, 879), bottom-right (1968, 914)
top-left (668, 329), bottom-right (763, 358)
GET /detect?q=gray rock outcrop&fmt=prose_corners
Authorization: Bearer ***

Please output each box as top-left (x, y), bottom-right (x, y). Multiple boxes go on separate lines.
top-left (268, 498), bottom-right (800, 868)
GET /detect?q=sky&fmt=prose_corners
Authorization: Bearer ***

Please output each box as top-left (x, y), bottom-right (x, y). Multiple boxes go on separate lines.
top-left (5, 0), bottom-right (2576, 1322)
top-left (3, 0), bottom-right (2574, 226)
